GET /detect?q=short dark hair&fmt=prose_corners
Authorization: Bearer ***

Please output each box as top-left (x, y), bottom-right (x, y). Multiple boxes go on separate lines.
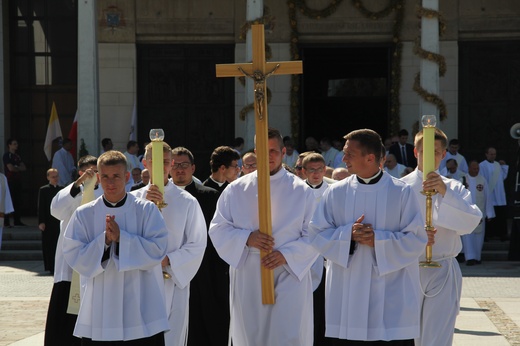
top-left (172, 146), bottom-right (195, 164)
top-left (209, 146), bottom-right (240, 173)
top-left (398, 129), bottom-right (409, 137)
top-left (6, 138), bottom-right (16, 146)
top-left (254, 127), bottom-right (284, 150)
top-left (78, 155), bottom-right (98, 170)
top-left (101, 138), bottom-right (112, 147)
top-left (448, 139), bottom-right (460, 146)
top-left (446, 158), bottom-right (458, 166)
top-left (233, 137), bottom-right (245, 147)
top-left (62, 138), bottom-right (72, 146)
top-left (126, 140), bottom-right (138, 150)
top-left (344, 129), bottom-right (383, 163)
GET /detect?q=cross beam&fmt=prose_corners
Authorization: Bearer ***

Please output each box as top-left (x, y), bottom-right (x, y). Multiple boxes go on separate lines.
top-left (216, 24), bottom-right (302, 304)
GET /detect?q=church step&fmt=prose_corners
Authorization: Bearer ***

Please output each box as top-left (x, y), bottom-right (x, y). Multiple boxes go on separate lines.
top-left (1, 240), bottom-right (42, 251)
top-left (2, 229), bottom-right (42, 241)
top-left (0, 250), bottom-right (43, 261)
top-left (481, 250), bottom-right (510, 262)
top-left (482, 240), bottom-right (510, 251)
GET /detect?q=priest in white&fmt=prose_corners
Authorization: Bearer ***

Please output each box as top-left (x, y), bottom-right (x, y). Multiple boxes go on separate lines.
top-left (461, 160), bottom-right (495, 265)
top-left (479, 147), bottom-right (509, 241)
top-left (63, 151), bottom-right (169, 344)
top-left (132, 142), bottom-right (206, 346)
top-left (45, 155), bottom-right (103, 345)
top-left (52, 138), bottom-right (76, 186)
top-left (401, 129), bottom-right (482, 346)
top-left (209, 128), bottom-right (317, 346)
top-left (309, 129), bottom-right (426, 344)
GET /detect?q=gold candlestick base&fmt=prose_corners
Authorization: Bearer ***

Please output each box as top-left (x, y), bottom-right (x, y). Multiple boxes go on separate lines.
top-left (420, 189), bottom-right (441, 268)
top-left (156, 201), bottom-right (168, 211)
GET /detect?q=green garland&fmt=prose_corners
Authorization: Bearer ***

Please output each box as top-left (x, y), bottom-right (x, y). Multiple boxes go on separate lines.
top-left (287, 0), bottom-right (405, 139)
top-left (412, 4), bottom-right (448, 121)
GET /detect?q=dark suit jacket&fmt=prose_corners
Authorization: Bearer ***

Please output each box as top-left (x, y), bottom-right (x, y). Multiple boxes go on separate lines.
top-left (130, 181), bottom-right (146, 191)
top-left (389, 142), bottom-right (417, 168)
top-left (202, 177), bottom-right (229, 193)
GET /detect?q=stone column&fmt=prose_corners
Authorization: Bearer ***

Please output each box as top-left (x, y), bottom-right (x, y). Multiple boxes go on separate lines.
top-left (244, 0), bottom-right (263, 149)
top-left (419, 0), bottom-right (439, 119)
top-left (78, 0), bottom-right (100, 155)
top-left (0, 0), bottom-right (5, 153)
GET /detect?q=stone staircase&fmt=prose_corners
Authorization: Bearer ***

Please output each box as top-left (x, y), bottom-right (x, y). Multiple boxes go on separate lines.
top-left (0, 218), bottom-right (43, 261)
top-left (481, 239), bottom-right (510, 261)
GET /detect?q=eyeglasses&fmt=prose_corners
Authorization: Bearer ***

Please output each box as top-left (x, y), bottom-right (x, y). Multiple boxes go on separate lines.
top-left (243, 163), bottom-right (257, 169)
top-left (306, 167), bottom-right (325, 174)
top-left (172, 162), bottom-right (192, 169)
top-left (295, 166), bottom-right (303, 171)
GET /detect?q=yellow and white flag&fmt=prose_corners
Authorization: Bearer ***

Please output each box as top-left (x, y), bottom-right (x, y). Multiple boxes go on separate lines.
top-left (43, 102), bottom-right (63, 161)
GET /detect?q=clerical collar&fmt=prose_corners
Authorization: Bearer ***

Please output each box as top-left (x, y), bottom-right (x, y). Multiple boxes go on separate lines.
top-left (209, 176), bottom-right (226, 187)
top-left (356, 170), bottom-right (383, 185)
top-left (306, 181), bottom-right (323, 189)
top-left (103, 194), bottom-right (127, 208)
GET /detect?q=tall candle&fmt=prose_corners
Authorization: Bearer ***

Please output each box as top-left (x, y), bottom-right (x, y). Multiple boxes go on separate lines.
top-left (421, 115), bottom-right (436, 181)
top-left (149, 129), bottom-right (165, 196)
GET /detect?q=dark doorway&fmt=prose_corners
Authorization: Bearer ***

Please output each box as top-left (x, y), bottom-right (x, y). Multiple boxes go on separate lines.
top-left (300, 45), bottom-right (391, 148)
top-left (137, 44), bottom-right (235, 180)
top-left (459, 41), bottom-right (520, 202)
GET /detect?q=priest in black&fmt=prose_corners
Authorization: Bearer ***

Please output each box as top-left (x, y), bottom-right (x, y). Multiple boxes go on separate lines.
top-left (202, 146), bottom-right (240, 193)
top-left (37, 168), bottom-right (63, 274)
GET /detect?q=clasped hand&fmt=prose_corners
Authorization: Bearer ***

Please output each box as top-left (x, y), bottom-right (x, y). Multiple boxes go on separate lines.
top-left (105, 214), bottom-right (120, 245)
top-left (351, 214), bottom-right (375, 247)
top-left (247, 230), bottom-right (286, 269)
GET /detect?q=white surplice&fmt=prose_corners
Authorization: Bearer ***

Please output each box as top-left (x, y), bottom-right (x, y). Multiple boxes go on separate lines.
top-left (63, 194), bottom-right (169, 341)
top-left (132, 180), bottom-right (206, 346)
top-left (461, 174), bottom-right (494, 261)
top-left (0, 173), bottom-right (14, 250)
top-left (51, 182), bottom-right (103, 283)
top-left (209, 168), bottom-right (318, 346)
top-left (309, 172), bottom-right (426, 341)
top-left (479, 160), bottom-right (509, 206)
top-left (401, 169), bottom-right (482, 346)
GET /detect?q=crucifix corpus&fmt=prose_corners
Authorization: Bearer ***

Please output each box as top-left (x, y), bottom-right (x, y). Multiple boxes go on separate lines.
top-left (216, 24), bottom-right (302, 305)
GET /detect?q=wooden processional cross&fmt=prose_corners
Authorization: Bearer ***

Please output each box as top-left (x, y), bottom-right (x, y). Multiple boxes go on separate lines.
top-left (216, 24), bottom-right (302, 305)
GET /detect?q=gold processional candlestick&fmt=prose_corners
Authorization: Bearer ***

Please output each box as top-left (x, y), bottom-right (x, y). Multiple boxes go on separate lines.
top-left (420, 115), bottom-right (441, 268)
top-left (149, 129), bottom-right (171, 279)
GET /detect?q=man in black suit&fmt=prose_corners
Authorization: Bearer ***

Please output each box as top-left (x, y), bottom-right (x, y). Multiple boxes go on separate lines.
top-left (388, 129), bottom-right (417, 168)
top-left (130, 168), bottom-right (150, 191)
top-left (171, 147), bottom-right (229, 346)
top-left (37, 168), bottom-right (63, 274)
top-left (202, 146), bottom-right (240, 193)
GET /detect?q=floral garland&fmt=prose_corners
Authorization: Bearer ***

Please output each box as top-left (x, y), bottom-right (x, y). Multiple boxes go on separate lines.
top-left (287, 0), bottom-right (405, 139)
top-left (412, 4), bottom-right (447, 120)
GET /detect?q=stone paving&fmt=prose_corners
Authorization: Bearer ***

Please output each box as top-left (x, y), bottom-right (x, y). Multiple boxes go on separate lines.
top-left (0, 260), bottom-right (519, 345)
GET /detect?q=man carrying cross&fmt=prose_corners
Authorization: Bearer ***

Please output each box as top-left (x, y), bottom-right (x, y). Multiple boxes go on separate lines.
top-left (209, 127), bottom-right (318, 345)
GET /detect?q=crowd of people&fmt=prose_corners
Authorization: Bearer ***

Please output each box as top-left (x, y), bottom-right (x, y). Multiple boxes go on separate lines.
top-left (0, 126), bottom-right (515, 345)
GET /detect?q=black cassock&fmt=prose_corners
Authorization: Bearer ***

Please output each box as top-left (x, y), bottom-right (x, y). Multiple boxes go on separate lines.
top-left (37, 183), bottom-right (63, 273)
top-left (186, 180), bottom-right (230, 346)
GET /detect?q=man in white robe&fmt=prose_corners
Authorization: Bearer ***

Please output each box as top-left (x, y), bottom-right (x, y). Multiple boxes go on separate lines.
top-left (461, 160), bottom-right (495, 265)
top-left (439, 138), bottom-right (469, 174)
top-left (63, 151), bottom-right (169, 344)
top-left (384, 153), bottom-right (407, 178)
top-left (309, 129), bottom-right (426, 345)
top-left (52, 138), bottom-right (76, 186)
top-left (132, 142), bottom-right (206, 346)
top-left (0, 172), bottom-right (14, 250)
top-left (302, 152), bottom-right (330, 345)
top-left (479, 147), bottom-right (509, 241)
top-left (401, 129), bottom-right (482, 346)
top-left (209, 128), bottom-right (318, 346)
top-left (45, 155), bottom-right (102, 345)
